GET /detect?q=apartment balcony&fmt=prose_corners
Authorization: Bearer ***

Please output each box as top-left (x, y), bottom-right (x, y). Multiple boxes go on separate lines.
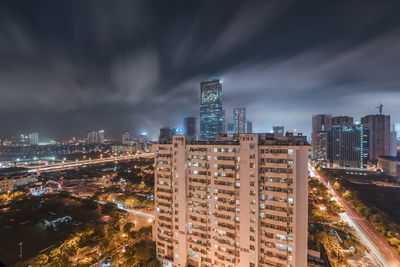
top-left (214, 176), bottom-right (236, 184)
top-left (261, 217), bottom-right (288, 228)
top-left (188, 158), bottom-right (207, 164)
top-left (263, 190), bottom-right (288, 199)
top-left (261, 162), bottom-right (289, 168)
top-left (190, 173), bottom-right (208, 179)
top-left (262, 199), bottom-right (288, 208)
top-left (189, 179), bottom-right (208, 187)
top-left (214, 151), bottom-right (236, 157)
top-left (155, 155), bottom-right (172, 161)
top-left (260, 172), bottom-right (289, 178)
top-left (213, 235), bottom-right (237, 247)
top-left (214, 159), bottom-right (237, 165)
top-left (213, 214), bottom-right (236, 225)
top-left (189, 166), bottom-right (208, 172)
top-left (263, 180), bottom-right (291, 188)
top-left (214, 181), bottom-right (236, 189)
top-left (156, 162), bottom-right (172, 167)
top-left (260, 153), bottom-right (288, 159)
top-left (156, 169), bottom-right (172, 175)
top-left (156, 190), bottom-right (172, 198)
top-left (156, 183), bottom-right (172, 190)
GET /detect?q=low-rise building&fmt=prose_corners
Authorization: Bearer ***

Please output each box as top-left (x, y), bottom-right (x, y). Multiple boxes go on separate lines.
top-left (0, 178), bottom-right (14, 193)
top-left (377, 156), bottom-right (400, 178)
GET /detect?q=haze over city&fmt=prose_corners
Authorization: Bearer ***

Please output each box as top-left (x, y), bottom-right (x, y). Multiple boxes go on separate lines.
top-left (1, 0), bottom-right (400, 140)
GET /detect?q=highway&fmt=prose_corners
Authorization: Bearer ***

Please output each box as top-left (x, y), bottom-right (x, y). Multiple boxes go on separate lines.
top-left (309, 164), bottom-right (400, 267)
top-left (25, 153), bottom-right (154, 173)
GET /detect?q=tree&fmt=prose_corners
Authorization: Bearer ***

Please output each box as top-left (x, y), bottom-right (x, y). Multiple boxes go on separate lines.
top-left (124, 197), bottom-right (141, 208)
top-left (102, 202), bottom-right (118, 214)
top-left (142, 199), bottom-right (154, 209)
top-left (0, 194), bottom-right (9, 203)
top-left (123, 222), bottom-right (135, 233)
top-left (33, 254), bottom-right (49, 266)
top-left (126, 240), bottom-right (157, 265)
top-left (10, 190), bottom-right (26, 200)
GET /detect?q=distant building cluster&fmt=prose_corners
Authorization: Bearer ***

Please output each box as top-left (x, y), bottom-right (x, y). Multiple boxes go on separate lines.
top-left (86, 130), bottom-right (105, 144)
top-left (312, 107), bottom-right (399, 172)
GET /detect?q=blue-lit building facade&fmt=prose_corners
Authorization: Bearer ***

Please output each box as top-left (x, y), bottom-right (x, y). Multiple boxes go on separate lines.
top-left (200, 80), bottom-right (224, 140)
top-left (327, 125), bottom-right (369, 169)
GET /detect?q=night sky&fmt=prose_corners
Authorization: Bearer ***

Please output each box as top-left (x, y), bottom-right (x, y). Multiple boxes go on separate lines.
top-left (1, 0), bottom-right (400, 140)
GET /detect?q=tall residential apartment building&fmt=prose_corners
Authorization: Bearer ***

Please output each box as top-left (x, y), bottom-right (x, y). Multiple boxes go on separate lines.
top-left (184, 117), bottom-right (197, 142)
top-left (154, 133), bottom-right (309, 267)
top-left (311, 114), bottom-right (332, 161)
top-left (233, 108), bottom-right (246, 134)
top-left (200, 80), bottom-right (224, 140)
top-left (361, 114), bottom-right (390, 161)
top-left (327, 125), bottom-right (369, 169)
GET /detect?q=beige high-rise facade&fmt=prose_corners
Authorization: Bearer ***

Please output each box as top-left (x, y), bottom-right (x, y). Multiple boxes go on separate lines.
top-left (154, 133), bottom-right (309, 267)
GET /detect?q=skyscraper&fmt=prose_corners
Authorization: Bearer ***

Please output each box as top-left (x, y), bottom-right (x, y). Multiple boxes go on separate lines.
top-left (154, 134), bottom-right (309, 267)
top-left (246, 121), bottom-right (253, 133)
top-left (273, 126), bottom-right (284, 137)
top-left (29, 132), bottom-right (39, 145)
top-left (184, 117), bottom-right (197, 142)
top-left (233, 108), bottom-right (246, 134)
top-left (327, 125), bottom-right (369, 169)
top-left (312, 114), bottom-right (332, 161)
top-left (361, 114), bottom-right (390, 161)
top-left (200, 80), bottom-right (224, 140)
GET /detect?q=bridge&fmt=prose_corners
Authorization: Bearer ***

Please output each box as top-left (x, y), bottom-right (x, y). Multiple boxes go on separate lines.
top-left (26, 152), bottom-right (154, 173)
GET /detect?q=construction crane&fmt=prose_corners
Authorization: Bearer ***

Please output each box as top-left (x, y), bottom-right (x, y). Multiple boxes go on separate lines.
top-left (375, 104), bottom-right (383, 115)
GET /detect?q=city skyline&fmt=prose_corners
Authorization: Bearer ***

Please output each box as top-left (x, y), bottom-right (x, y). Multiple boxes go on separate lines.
top-left (1, 1), bottom-right (400, 139)
top-left (1, 2), bottom-right (400, 267)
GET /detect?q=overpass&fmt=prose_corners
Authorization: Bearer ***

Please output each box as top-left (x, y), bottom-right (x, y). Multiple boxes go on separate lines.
top-left (26, 152), bottom-right (154, 173)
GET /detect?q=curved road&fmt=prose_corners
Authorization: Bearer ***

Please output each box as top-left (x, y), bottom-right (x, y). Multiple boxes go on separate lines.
top-left (309, 165), bottom-right (400, 267)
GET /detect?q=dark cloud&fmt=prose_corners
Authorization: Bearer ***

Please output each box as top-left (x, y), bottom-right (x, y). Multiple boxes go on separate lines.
top-left (0, 0), bottom-right (399, 140)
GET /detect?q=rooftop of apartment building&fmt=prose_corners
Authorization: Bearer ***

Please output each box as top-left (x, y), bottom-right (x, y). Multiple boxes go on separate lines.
top-left (156, 132), bottom-right (310, 146)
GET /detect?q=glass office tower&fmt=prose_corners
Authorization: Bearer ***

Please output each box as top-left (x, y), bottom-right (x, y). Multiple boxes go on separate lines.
top-left (200, 80), bottom-right (224, 140)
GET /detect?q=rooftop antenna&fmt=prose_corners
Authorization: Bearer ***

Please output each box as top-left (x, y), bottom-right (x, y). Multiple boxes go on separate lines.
top-left (375, 104), bottom-right (383, 115)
